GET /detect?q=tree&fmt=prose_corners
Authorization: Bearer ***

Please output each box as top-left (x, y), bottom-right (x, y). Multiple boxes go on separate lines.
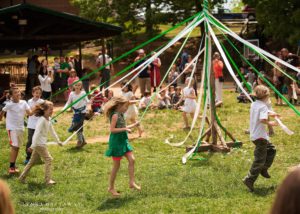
top-left (243, 0), bottom-right (300, 46)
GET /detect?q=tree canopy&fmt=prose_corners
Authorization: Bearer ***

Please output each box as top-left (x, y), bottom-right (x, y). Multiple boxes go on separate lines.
top-left (243, 0), bottom-right (300, 46)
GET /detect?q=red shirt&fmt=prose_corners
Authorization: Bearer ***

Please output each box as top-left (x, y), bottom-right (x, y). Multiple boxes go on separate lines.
top-left (92, 90), bottom-right (108, 108)
top-left (213, 60), bottom-right (224, 78)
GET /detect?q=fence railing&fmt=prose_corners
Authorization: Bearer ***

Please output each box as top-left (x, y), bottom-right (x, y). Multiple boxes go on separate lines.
top-left (0, 63), bottom-right (27, 85)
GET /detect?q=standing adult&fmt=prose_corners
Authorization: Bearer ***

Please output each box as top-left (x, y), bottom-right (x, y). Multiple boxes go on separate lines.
top-left (25, 55), bottom-right (39, 96)
top-left (212, 52), bottom-right (224, 104)
top-left (58, 56), bottom-right (70, 101)
top-left (38, 59), bottom-right (53, 100)
top-left (134, 49), bottom-right (151, 97)
top-left (74, 54), bottom-right (83, 78)
top-left (180, 49), bottom-right (189, 83)
top-left (96, 49), bottom-right (114, 95)
top-left (150, 52), bottom-right (161, 92)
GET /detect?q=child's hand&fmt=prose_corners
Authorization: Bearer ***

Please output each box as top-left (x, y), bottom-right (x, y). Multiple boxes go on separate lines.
top-left (126, 128), bottom-right (132, 133)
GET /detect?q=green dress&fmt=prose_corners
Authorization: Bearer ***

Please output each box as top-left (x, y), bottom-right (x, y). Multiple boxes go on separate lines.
top-left (105, 112), bottom-right (133, 157)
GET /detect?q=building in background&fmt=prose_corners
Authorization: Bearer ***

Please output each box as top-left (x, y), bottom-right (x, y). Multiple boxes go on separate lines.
top-left (0, 0), bottom-right (79, 14)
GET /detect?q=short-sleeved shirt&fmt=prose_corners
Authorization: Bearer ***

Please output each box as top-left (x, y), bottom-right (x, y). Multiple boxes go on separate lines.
top-left (97, 54), bottom-right (112, 70)
top-left (3, 100), bottom-right (30, 131)
top-left (250, 100), bottom-right (269, 141)
top-left (60, 62), bottom-right (71, 79)
top-left (135, 59), bottom-right (150, 78)
top-left (27, 98), bottom-right (44, 129)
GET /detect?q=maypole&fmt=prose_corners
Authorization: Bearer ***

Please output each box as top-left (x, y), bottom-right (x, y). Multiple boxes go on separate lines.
top-left (186, 0), bottom-right (242, 155)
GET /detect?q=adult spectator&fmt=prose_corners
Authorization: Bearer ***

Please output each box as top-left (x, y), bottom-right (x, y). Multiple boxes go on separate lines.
top-left (74, 54), bottom-right (83, 78)
top-left (134, 49), bottom-right (151, 97)
top-left (38, 59), bottom-right (53, 100)
top-left (0, 179), bottom-right (15, 214)
top-left (270, 168), bottom-right (300, 214)
top-left (25, 55), bottom-right (39, 96)
top-left (150, 52), bottom-right (161, 92)
top-left (212, 52), bottom-right (224, 104)
top-left (58, 56), bottom-right (71, 101)
top-left (96, 49), bottom-right (114, 96)
top-left (180, 49), bottom-right (189, 83)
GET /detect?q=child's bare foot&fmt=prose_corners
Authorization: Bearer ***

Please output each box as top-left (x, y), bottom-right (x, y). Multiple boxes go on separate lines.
top-left (108, 188), bottom-right (121, 197)
top-left (46, 180), bottom-right (56, 185)
top-left (129, 183), bottom-right (141, 191)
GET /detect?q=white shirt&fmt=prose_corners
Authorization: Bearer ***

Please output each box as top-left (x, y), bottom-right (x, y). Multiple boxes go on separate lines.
top-left (27, 98), bottom-right (44, 129)
top-left (38, 75), bottom-right (52, 92)
top-left (250, 100), bottom-right (269, 141)
top-left (64, 91), bottom-right (89, 113)
top-left (96, 54), bottom-right (112, 69)
top-left (31, 117), bottom-right (60, 148)
top-left (3, 100), bottom-right (30, 131)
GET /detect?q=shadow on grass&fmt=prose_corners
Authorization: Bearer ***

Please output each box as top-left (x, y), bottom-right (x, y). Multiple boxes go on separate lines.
top-left (0, 174), bottom-right (17, 180)
top-left (253, 185), bottom-right (277, 197)
top-left (27, 181), bottom-right (48, 191)
top-left (97, 196), bottom-right (135, 211)
top-left (65, 147), bottom-right (91, 153)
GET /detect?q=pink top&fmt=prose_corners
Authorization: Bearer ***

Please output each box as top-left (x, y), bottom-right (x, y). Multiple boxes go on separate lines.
top-left (68, 76), bottom-right (79, 89)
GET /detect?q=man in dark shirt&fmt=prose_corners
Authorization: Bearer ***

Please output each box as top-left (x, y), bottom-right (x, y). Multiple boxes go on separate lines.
top-left (134, 49), bottom-right (151, 97)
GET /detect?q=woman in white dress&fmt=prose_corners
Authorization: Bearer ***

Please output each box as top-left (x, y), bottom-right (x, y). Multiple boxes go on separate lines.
top-left (121, 81), bottom-right (143, 137)
top-left (176, 77), bottom-right (197, 129)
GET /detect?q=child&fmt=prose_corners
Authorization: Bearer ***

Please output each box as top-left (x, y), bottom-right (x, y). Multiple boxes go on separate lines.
top-left (104, 96), bottom-right (141, 196)
top-left (107, 89), bottom-right (114, 100)
top-left (0, 88), bottom-right (31, 174)
top-left (0, 180), bottom-right (15, 214)
top-left (19, 101), bottom-right (62, 185)
top-left (64, 81), bottom-right (89, 148)
top-left (0, 90), bottom-right (9, 111)
top-left (90, 84), bottom-right (108, 114)
top-left (176, 78), bottom-right (197, 129)
top-left (121, 81), bottom-right (143, 137)
top-left (168, 64), bottom-right (179, 88)
top-left (38, 59), bottom-right (53, 100)
top-left (243, 85), bottom-right (278, 192)
top-left (67, 69), bottom-right (79, 97)
top-left (171, 86), bottom-right (182, 109)
top-left (169, 86), bottom-right (175, 100)
top-left (139, 91), bottom-right (152, 110)
top-left (157, 89), bottom-right (171, 109)
top-left (25, 86), bottom-right (44, 164)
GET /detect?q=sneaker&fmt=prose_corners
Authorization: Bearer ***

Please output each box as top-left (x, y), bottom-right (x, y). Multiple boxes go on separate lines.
top-left (261, 170), bottom-right (271, 179)
top-left (24, 159), bottom-right (29, 165)
top-left (81, 141), bottom-right (87, 148)
top-left (8, 167), bottom-right (19, 174)
top-left (242, 178), bottom-right (254, 192)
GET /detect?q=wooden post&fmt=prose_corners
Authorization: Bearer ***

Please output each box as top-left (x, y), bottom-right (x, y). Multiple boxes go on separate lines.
top-left (78, 42), bottom-right (82, 72)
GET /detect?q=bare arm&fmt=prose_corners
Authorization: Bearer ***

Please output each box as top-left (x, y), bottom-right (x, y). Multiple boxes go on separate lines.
top-left (261, 119), bottom-right (278, 126)
top-left (110, 114), bottom-right (130, 133)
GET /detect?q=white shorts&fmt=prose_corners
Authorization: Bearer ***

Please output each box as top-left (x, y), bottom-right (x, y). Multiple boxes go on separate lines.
top-left (7, 130), bottom-right (24, 148)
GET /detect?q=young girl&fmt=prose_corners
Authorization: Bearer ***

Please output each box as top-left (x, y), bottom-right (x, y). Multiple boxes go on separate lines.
top-left (176, 77), bottom-right (197, 129)
top-left (104, 96), bottom-right (141, 196)
top-left (19, 101), bottom-right (62, 185)
top-left (121, 81), bottom-right (143, 137)
top-left (157, 89), bottom-right (171, 109)
top-left (38, 59), bottom-right (53, 100)
top-left (64, 81), bottom-right (89, 148)
top-left (139, 91), bottom-right (152, 110)
top-left (243, 85), bottom-right (278, 192)
top-left (67, 68), bottom-right (79, 97)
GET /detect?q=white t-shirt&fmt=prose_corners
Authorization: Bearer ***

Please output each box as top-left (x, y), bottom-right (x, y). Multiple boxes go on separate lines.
top-left (64, 91), bottom-right (89, 113)
top-left (27, 98), bottom-right (44, 129)
top-left (250, 100), bottom-right (269, 141)
top-left (122, 91), bottom-right (138, 118)
top-left (38, 75), bottom-right (52, 92)
top-left (31, 116), bottom-right (60, 148)
top-left (3, 100), bottom-right (30, 131)
top-left (96, 54), bottom-right (112, 69)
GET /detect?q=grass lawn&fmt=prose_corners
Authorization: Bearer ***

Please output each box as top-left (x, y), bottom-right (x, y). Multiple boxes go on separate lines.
top-left (1, 89), bottom-right (300, 213)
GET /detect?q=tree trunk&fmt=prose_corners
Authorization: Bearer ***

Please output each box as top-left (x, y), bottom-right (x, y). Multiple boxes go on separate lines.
top-left (145, 0), bottom-right (153, 36)
top-left (195, 0), bottom-right (205, 41)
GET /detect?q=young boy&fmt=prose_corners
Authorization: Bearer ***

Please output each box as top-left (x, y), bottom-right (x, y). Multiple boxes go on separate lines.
top-left (25, 86), bottom-right (44, 164)
top-left (90, 84), bottom-right (107, 114)
top-left (243, 85), bottom-right (278, 192)
top-left (0, 88), bottom-right (32, 174)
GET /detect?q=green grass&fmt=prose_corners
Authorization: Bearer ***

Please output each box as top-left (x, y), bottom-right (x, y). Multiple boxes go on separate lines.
top-left (1, 90), bottom-right (300, 213)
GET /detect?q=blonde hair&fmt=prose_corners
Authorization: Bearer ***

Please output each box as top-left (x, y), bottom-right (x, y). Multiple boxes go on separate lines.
top-left (103, 96), bottom-right (128, 119)
top-left (254, 85), bottom-right (270, 100)
top-left (0, 180), bottom-right (15, 214)
top-left (33, 101), bottom-right (53, 117)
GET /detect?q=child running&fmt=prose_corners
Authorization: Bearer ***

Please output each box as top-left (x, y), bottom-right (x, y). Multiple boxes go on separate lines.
top-left (120, 81), bottom-right (143, 137)
top-left (25, 86), bottom-right (44, 164)
top-left (19, 101), bottom-right (62, 185)
top-left (243, 85), bottom-right (278, 192)
top-left (0, 88), bottom-right (31, 174)
top-left (104, 96), bottom-right (141, 196)
top-left (176, 77), bottom-right (197, 129)
top-left (64, 81), bottom-right (89, 148)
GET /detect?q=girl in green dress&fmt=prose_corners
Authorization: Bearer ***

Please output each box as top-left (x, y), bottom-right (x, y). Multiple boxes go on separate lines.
top-left (104, 96), bottom-right (141, 196)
